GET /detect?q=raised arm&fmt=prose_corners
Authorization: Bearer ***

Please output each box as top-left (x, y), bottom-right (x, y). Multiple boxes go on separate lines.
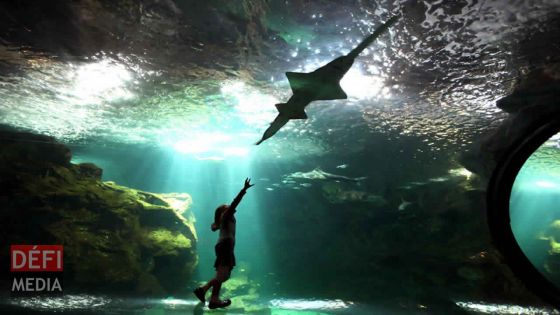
top-left (224, 178), bottom-right (254, 217)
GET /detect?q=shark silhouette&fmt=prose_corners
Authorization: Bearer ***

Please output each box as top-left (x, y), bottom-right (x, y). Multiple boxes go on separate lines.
top-left (256, 15), bottom-right (400, 145)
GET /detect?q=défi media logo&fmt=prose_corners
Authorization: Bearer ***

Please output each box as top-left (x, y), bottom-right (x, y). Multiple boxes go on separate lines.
top-left (10, 245), bottom-right (64, 296)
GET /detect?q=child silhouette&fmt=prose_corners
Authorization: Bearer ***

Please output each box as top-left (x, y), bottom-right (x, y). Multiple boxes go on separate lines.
top-left (194, 178), bottom-right (254, 309)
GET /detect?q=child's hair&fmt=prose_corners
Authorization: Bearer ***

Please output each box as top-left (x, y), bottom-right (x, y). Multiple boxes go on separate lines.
top-left (211, 204), bottom-right (229, 231)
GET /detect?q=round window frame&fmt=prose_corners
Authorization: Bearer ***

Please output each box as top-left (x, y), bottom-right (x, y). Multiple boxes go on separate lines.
top-left (487, 115), bottom-right (560, 307)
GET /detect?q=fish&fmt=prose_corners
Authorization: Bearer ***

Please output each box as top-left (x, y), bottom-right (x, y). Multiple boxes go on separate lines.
top-left (322, 183), bottom-right (387, 206)
top-left (256, 16), bottom-right (400, 145)
top-left (336, 164), bottom-right (348, 169)
top-left (398, 198), bottom-right (412, 211)
top-left (286, 167), bottom-right (367, 183)
top-left (428, 176), bottom-right (449, 183)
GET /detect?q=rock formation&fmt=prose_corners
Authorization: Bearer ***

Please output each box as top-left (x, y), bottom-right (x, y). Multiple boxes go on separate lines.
top-left (0, 130), bottom-right (197, 296)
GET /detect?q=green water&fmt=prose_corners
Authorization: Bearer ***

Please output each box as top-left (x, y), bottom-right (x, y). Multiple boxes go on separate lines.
top-left (2, 134), bottom-right (558, 314)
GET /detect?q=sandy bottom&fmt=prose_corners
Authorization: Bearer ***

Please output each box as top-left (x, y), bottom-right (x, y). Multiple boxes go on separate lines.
top-left (1, 294), bottom-right (558, 315)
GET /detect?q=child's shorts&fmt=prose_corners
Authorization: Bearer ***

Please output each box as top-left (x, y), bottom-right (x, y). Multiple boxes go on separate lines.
top-left (214, 238), bottom-right (235, 270)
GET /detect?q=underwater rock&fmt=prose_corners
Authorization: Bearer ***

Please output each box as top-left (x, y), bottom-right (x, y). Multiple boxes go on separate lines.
top-left (537, 220), bottom-right (560, 284)
top-left (469, 249), bottom-right (545, 304)
top-left (460, 73), bottom-right (560, 179)
top-left (496, 71), bottom-right (560, 114)
top-left (267, 169), bottom-right (544, 305)
top-left (221, 269), bottom-right (266, 313)
top-left (457, 266), bottom-right (485, 281)
top-left (0, 130), bottom-right (197, 296)
top-left (76, 162), bottom-right (103, 180)
top-left (0, 130), bottom-right (72, 166)
top-left (158, 192), bottom-right (193, 216)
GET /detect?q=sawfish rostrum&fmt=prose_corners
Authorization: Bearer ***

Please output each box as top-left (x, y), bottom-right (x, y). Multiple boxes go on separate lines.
top-left (256, 15), bottom-right (400, 145)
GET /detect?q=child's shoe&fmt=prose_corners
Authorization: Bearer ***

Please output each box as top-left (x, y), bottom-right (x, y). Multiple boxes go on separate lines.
top-left (208, 298), bottom-right (231, 309)
top-left (193, 287), bottom-right (205, 303)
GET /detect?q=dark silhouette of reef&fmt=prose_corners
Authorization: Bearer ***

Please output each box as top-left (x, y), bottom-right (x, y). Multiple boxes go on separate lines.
top-left (0, 130), bottom-right (197, 296)
top-left (460, 71), bottom-right (560, 180)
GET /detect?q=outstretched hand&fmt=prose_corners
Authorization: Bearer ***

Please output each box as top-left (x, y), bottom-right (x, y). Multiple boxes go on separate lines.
top-left (244, 178), bottom-right (254, 190)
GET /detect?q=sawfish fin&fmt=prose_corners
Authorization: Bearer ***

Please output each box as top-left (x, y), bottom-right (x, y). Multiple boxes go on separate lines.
top-left (285, 72), bottom-right (315, 93)
top-left (275, 103), bottom-right (308, 119)
top-left (315, 82), bottom-right (348, 100)
top-left (286, 72), bottom-right (348, 100)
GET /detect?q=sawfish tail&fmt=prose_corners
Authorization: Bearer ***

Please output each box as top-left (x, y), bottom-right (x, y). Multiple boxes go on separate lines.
top-left (255, 115), bottom-right (290, 145)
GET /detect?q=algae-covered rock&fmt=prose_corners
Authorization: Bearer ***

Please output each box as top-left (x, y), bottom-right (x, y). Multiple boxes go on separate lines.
top-left (537, 220), bottom-right (560, 284)
top-left (75, 162), bottom-right (103, 180)
top-left (159, 193), bottom-right (193, 216)
top-left (0, 130), bottom-right (197, 296)
top-left (221, 268), bottom-right (266, 313)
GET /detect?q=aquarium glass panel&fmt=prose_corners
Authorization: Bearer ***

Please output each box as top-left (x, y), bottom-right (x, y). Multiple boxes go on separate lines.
top-left (511, 132), bottom-right (560, 287)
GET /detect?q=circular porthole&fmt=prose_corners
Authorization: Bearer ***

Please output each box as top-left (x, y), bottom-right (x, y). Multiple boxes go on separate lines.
top-left (488, 116), bottom-right (560, 306)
